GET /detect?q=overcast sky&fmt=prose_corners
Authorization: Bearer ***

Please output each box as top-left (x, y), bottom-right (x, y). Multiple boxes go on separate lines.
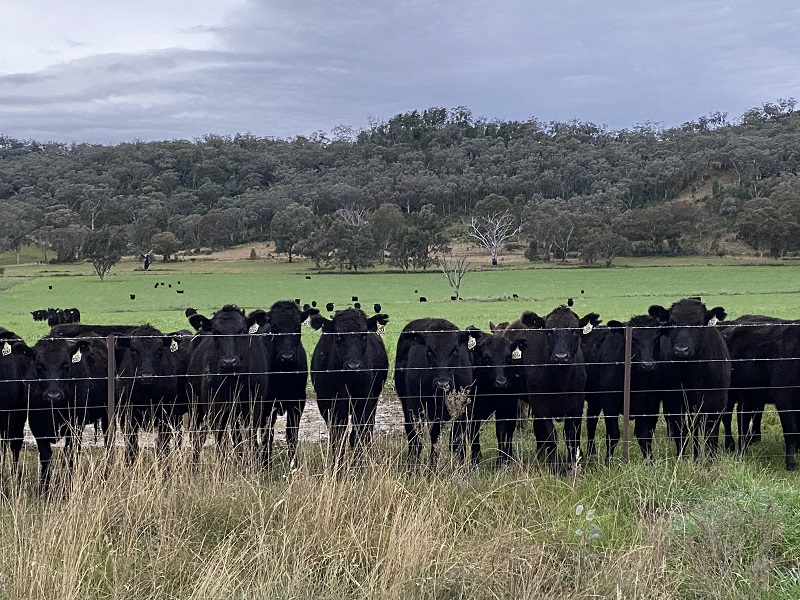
top-left (2, 0), bottom-right (799, 144)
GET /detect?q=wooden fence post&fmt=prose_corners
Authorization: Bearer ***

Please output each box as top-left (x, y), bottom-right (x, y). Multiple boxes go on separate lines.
top-left (105, 334), bottom-right (116, 454)
top-left (622, 325), bottom-right (632, 460)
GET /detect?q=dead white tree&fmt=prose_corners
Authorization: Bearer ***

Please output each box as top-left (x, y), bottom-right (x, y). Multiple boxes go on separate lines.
top-left (437, 253), bottom-right (471, 300)
top-left (468, 210), bottom-right (521, 265)
top-left (336, 203), bottom-right (371, 227)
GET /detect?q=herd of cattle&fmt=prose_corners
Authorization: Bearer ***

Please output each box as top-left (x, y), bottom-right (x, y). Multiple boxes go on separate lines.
top-left (1, 296), bottom-right (799, 490)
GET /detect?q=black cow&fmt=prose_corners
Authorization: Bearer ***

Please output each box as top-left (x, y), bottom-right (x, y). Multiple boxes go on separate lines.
top-left (31, 309), bottom-right (48, 322)
top-left (310, 308), bottom-right (389, 468)
top-left (116, 325), bottom-right (191, 463)
top-left (259, 300), bottom-right (318, 467)
top-left (15, 335), bottom-right (108, 490)
top-left (460, 325), bottom-right (526, 466)
top-left (583, 315), bottom-right (663, 462)
top-left (394, 318), bottom-right (474, 469)
top-left (0, 328), bottom-right (31, 481)
top-left (648, 298), bottom-right (730, 458)
top-left (519, 306), bottom-right (601, 472)
top-left (720, 315), bottom-right (800, 469)
top-left (186, 305), bottom-right (270, 462)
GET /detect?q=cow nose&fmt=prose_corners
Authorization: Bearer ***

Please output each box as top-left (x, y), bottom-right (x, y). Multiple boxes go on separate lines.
top-left (220, 356), bottom-right (241, 369)
top-left (139, 372), bottom-right (156, 383)
top-left (495, 376), bottom-right (508, 388)
top-left (673, 346), bottom-right (689, 357)
top-left (554, 352), bottom-right (570, 363)
top-left (640, 361), bottom-right (656, 371)
top-left (279, 352), bottom-right (295, 362)
top-left (434, 379), bottom-right (451, 391)
top-left (345, 361), bottom-right (363, 370)
top-left (44, 389), bottom-right (64, 403)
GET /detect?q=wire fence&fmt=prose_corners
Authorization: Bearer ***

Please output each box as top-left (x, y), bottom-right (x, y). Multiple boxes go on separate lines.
top-left (1, 321), bottom-right (798, 465)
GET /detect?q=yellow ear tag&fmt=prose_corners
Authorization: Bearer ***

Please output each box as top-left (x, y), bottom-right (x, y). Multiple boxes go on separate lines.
top-left (467, 336), bottom-right (477, 350)
top-left (170, 339), bottom-right (179, 353)
top-left (2, 342), bottom-right (11, 357)
top-left (71, 348), bottom-right (82, 363)
top-left (512, 348), bottom-right (522, 360)
top-left (582, 323), bottom-right (593, 335)
top-left (707, 316), bottom-right (719, 326)
top-left (248, 323), bottom-right (259, 334)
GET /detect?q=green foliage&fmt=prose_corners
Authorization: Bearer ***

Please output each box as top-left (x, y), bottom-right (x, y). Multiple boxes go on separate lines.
top-left (270, 203), bottom-right (316, 263)
top-left (150, 231), bottom-right (181, 262)
top-left (82, 226), bottom-right (128, 280)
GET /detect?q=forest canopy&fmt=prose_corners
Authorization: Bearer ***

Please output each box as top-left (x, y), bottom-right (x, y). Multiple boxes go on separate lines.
top-left (1, 99), bottom-right (798, 270)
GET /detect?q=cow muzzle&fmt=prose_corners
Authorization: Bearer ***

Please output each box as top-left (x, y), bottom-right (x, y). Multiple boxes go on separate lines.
top-left (44, 389), bottom-right (64, 403)
top-left (345, 360), bottom-right (363, 371)
top-left (553, 352), bottom-right (570, 364)
top-left (219, 356), bottom-right (241, 370)
top-left (434, 378), bottom-right (452, 391)
top-left (673, 346), bottom-right (690, 358)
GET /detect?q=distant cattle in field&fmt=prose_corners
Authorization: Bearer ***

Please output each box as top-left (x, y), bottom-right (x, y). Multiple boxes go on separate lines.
top-left (31, 309), bottom-right (48, 321)
top-left (518, 306), bottom-right (601, 472)
top-left (0, 328), bottom-right (31, 480)
top-left (419, 297), bottom-right (427, 303)
top-left (258, 300), bottom-right (319, 466)
top-left (394, 318), bottom-right (474, 469)
top-left (116, 325), bottom-right (192, 463)
top-left (15, 335), bottom-right (108, 490)
top-left (583, 315), bottom-right (664, 461)
top-left (310, 308), bottom-right (389, 468)
top-left (185, 305), bottom-right (270, 462)
top-left (649, 298), bottom-right (730, 458)
top-left (38, 307), bottom-right (81, 327)
top-left (460, 325), bottom-right (526, 466)
top-left (720, 315), bottom-right (800, 470)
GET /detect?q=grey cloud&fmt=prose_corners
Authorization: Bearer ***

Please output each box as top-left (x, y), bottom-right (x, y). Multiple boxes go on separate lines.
top-left (1, 0), bottom-right (798, 143)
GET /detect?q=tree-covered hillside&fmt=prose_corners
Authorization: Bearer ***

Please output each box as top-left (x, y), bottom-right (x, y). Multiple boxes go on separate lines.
top-left (1, 99), bottom-right (798, 269)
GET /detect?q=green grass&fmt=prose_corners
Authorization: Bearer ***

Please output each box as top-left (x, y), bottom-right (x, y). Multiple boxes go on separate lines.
top-left (2, 254), bottom-right (800, 599)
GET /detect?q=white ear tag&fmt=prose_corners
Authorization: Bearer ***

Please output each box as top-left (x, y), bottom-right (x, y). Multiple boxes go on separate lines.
top-left (376, 324), bottom-right (385, 336)
top-left (582, 323), bottom-right (593, 335)
top-left (2, 342), bottom-right (11, 357)
top-left (170, 339), bottom-right (179, 353)
top-left (71, 348), bottom-right (82, 363)
top-left (707, 316), bottom-right (719, 326)
top-left (467, 336), bottom-right (477, 350)
top-left (512, 348), bottom-right (522, 360)
top-left (248, 323), bottom-right (259, 334)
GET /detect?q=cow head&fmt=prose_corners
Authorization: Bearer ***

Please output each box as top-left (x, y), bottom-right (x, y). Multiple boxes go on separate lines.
top-left (649, 298), bottom-right (726, 359)
top-left (465, 326), bottom-right (516, 390)
top-left (405, 323), bottom-right (471, 393)
top-left (187, 305), bottom-right (268, 372)
top-left (311, 308), bottom-right (389, 371)
top-left (606, 315), bottom-right (663, 372)
top-left (539, 306), bottom-right (600, 365)
top-left (117, 325), bottom-right (180, 385)
top-left (16, 337), bottom-right (94, 407)
top-left (264, 300), bottom-right (319, 365)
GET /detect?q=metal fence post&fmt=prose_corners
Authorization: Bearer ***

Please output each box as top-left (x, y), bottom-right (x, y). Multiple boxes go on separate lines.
top-left (622, 325), bottom-right (632, 460)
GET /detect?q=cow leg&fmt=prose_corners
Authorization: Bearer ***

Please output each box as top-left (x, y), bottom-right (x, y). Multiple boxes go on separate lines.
top-left (350, 398), bottom-right (377, 467)
top-left (284, 401), bottom-right (304, 469)
top-left (36, 437), bottom-right (55, 493)
top-left (534, 418), bottom-right (557, 471)
top-left (604, 411), bottom-right (621, 463)
top-left (721, 394), bottom-right (736, 452)
top-left (585, 393), bottom-right (602, 460)
top-left (401, 398), bottom-right (424, 471)
top-left (429, 419), bottom-right (442, 470)
top-left (7, 411), bottom-right (25, 483)
top-left (751, 401), bottom-right (765, 444)
top-left (564, 415), bottom-right (582, 471)
top-left (325, 397), bottom-right (349, 471)
top-left (494, 398), bottom-right (518, 467)
top-left (774, 391), bottom-right (798, 471)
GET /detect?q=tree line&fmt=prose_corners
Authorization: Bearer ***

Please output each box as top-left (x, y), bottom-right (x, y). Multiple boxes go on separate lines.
top-left (1, 98), bottom-right (799, 275)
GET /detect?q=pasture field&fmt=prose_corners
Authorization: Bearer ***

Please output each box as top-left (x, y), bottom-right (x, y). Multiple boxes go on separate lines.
top-left (1, 255), bottom-right (800, 599)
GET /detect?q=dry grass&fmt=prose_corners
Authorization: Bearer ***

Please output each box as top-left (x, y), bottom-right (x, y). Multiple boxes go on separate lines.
top-left (0, 443), bottom-right (798, 599)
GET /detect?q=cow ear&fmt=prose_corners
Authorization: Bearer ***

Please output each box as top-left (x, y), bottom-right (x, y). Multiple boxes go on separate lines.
top-left (706, 306), bottom-right (726, 325)
top-left (246, 310), bottom-right (269, 332)
top-left (310, 314), bottom-right (330, 331)
top-left (301, 307), bottom-right (320, 321)
top-left (578, 312), bottom-right (601, 334)
top-left (607, 320), bottom-right (625, 329)
top-left (648, 305), bottom-right (670, 323)
top-left (11, 341), bottom-right (33, 358)
top-left (520, 311), bottom-right (545, 329)
top-left (367, 314), bottom-right (389, 332)
top-left (117, 336), bottom-right (132, 349)
top-left (464, 326), bottom-right (482, 350)
top-left (188, 313), bottom-right (211, 332)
